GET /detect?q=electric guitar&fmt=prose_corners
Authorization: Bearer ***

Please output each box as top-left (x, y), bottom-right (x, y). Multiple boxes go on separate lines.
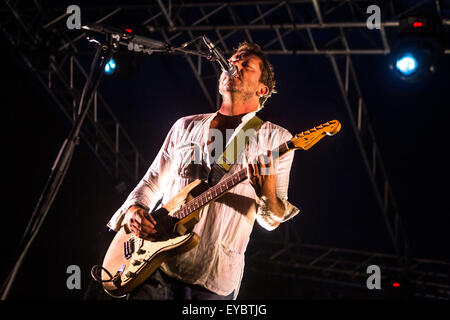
top-left (100, 120), bottom-right (341, 297)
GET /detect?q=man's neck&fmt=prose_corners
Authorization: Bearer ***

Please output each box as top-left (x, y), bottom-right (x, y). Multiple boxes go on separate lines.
top-left (219, 95), bottom-right (259, 116)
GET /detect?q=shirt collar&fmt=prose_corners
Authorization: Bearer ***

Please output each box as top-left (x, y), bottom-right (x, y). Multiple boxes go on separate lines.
top-left (209, 109), bottom-right (258, 124)
top-left (202, 109), bottom-right (260, 166)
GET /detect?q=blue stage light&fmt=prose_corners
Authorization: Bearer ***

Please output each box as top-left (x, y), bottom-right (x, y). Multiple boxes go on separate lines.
top-left (389, 13), bottom-right (443, 82)
top-left (395, 54), bottom-right (418, 77)
top-left (104, 58), bottom-right (116, 75)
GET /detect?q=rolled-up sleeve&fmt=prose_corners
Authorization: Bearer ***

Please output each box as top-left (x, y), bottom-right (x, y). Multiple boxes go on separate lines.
top-left (107, 120), bottom-right (179, 231)
top-left (255, 129), bottom-right (300, 231)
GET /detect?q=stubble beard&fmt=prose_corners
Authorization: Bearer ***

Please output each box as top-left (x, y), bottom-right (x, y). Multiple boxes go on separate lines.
top-left (220, 76), bottom-right (253, 103)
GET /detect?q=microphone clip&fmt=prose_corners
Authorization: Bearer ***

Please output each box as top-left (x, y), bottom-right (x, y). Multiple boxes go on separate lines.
top-left (202, 36), bottom-right (237, 78)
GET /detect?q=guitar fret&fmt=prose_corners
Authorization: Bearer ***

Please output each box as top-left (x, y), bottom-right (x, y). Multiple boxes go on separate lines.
top-left (178, 169), bottom-right (252, 219)
top-left (177, 169), bottom-right (255, 220)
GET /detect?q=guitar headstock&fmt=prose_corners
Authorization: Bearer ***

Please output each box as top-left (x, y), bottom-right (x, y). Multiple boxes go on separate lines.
top-left (290, 120), bottom-right (341, 150)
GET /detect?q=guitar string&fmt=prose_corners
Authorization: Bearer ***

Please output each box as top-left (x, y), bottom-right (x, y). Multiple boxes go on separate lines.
top-left (172, 168), bottom-right (247, 219)
top-left (172, 142), bottom-right (291, 219)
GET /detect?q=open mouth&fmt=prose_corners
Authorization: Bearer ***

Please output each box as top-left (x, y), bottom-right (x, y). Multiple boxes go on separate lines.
top-left (222, 71), bottom-right (240, 80)
top-left (223, 75), bottom-right (239, 82)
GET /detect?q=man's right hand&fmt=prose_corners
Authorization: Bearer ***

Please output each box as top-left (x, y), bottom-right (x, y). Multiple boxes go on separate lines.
top-left (124, 205), bottom-right (158, 241)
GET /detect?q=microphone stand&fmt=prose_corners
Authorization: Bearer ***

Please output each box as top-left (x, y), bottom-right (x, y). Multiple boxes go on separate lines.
top-left (0, 26), bottom-right (221, 299)
top-left (0, 33), bottom-right (118, 300)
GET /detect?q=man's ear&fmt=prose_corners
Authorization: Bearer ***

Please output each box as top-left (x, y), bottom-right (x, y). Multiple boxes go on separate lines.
top-left (257, 84), bottom-right (269, 97)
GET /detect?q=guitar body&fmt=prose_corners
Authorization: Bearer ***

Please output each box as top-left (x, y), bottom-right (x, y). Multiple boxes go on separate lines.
top-left (101, 179), bottom-right (209, 298)
top-left (101, 228), bottom-right (199, 297)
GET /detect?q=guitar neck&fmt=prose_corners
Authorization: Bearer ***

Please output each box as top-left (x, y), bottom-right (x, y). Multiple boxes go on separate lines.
top-left (172, 141), bottom-right (293, 220)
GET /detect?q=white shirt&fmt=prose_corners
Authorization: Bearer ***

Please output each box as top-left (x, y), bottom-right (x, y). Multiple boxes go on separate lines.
top-left (107, 110), bottom-right (300, 298)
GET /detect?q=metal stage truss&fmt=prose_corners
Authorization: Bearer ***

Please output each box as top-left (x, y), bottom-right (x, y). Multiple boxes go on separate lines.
top-left (1, 0), bottom-right (148, 191)
top-left (1, 0), bottom-right (449, 298)
top-left (246, 221), bottom-right (450, 299)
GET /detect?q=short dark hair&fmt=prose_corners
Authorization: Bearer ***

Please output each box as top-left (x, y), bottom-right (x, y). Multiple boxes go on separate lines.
top-left (234, 42), bottom-right (276, 108)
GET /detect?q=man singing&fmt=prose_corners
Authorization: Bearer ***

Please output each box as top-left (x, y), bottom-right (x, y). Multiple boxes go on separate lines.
top-left (107, 42), bottom-right (300, 300)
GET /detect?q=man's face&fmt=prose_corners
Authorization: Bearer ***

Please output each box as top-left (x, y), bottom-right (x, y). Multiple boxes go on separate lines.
top-left (219, 51), bottom-right (265, 101)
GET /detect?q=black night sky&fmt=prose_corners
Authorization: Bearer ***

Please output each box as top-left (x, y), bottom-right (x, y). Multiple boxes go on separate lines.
top-left (2, 1), bottom-right (450, 301)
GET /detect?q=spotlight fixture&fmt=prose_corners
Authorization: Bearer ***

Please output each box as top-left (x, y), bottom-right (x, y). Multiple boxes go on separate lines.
top-left (395, 53), bottom-right (418, 77)
top-left (104, 58), bottom-right (117, 75)
top-left (389, 13), bottom-right (443, 82)
top-left (102, 25), bottom-right (148, 79)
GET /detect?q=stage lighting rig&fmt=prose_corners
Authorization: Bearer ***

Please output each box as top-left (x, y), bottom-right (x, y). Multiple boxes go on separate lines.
top-left (389, 13), bottom-right (444, 82)
top-left (86, 25), bottom-right (149, 79)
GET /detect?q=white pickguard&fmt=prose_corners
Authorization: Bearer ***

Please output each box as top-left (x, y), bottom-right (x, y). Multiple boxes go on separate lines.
top-left (120, 233), bottom-right (193, 282)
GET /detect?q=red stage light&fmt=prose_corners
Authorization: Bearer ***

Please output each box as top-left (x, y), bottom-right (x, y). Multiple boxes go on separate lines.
top-left (125, 28), bottom-right (133, 33)
top-left (413, 21), bottom-right (423, 28)
top-left (392, 282), bottom-right (400, 287)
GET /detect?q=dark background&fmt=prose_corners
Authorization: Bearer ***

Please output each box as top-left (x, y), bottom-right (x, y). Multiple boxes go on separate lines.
top-left (2, 2), bottom-right (450, 300)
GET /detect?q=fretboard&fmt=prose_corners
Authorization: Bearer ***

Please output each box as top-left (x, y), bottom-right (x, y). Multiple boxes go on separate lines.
top-left (171, 141), bottom-right (291, 220)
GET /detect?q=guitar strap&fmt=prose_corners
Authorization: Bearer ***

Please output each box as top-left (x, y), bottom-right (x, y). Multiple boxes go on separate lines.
top-left (207, 115), bottom-right (264, 186)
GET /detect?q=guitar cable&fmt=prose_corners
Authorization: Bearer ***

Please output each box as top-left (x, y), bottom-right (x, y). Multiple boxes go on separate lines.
top-left (90, 200), bottom-right (165, 285)
top-left (90, 265), bottom-right (114, 283)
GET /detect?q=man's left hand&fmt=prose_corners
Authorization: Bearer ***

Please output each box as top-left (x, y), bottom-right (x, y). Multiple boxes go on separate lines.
top-left (247, 150), bottom-right (278, 200)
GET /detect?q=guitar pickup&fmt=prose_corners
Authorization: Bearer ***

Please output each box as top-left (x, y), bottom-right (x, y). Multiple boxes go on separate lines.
top-left (124, 241), bottom-right (132, 260)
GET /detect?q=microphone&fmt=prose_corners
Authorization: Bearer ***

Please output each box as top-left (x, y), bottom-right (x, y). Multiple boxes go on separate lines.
top-left (202, 37), bottom-right (237, 78)
top-left (130, 35), bottom-right (166, 50)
